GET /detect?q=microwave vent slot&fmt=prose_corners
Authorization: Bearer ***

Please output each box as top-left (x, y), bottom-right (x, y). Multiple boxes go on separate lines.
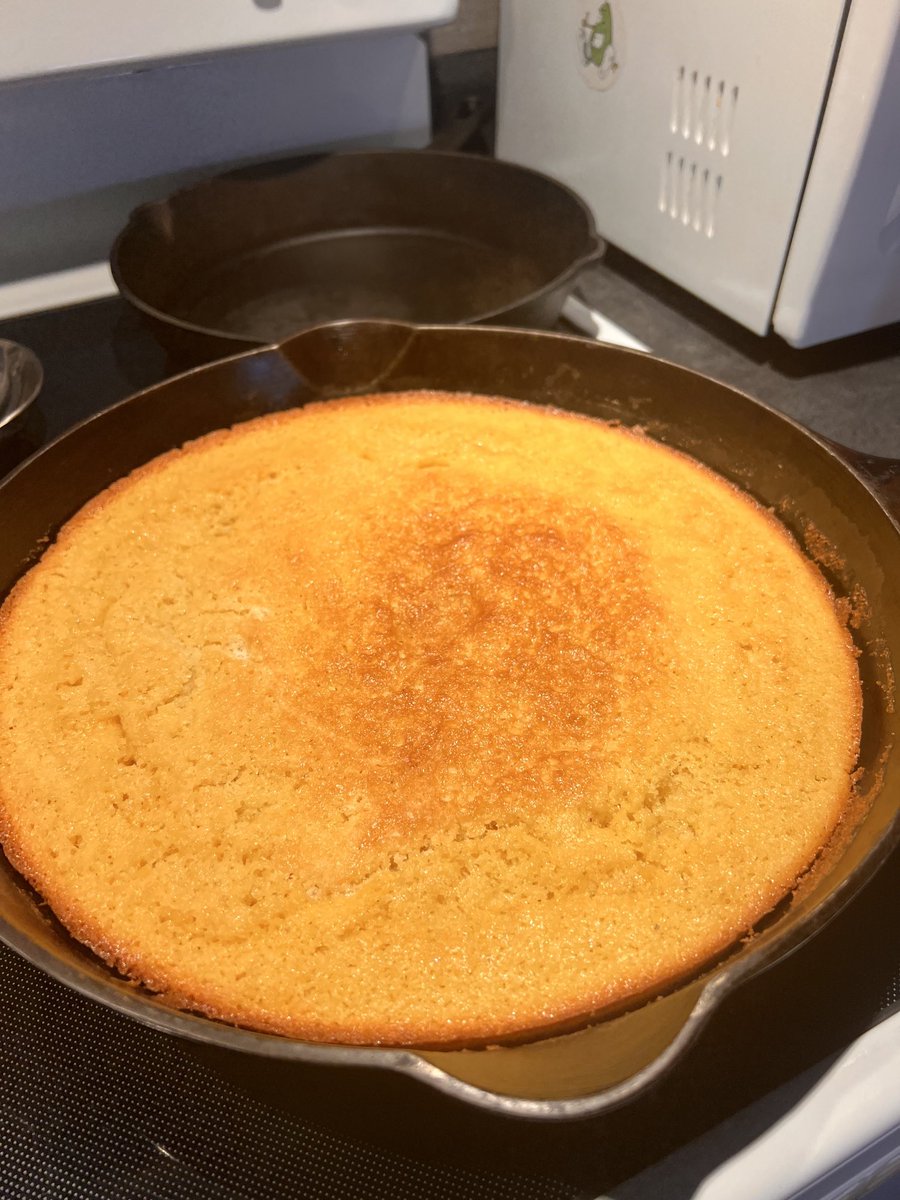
top-left (659, 153), bottom-right (722, 238)
top-left (671, 67), bottom-right (738, 156)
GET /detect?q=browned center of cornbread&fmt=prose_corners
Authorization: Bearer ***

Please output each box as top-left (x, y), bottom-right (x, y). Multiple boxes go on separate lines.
top-left (280, 491), bottom-right (655, 864)
top-left (0, 392), bottom-right (861, 1047)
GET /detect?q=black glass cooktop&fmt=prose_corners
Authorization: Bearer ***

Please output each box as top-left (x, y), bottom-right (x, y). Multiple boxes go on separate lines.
top-left (1, 296), bottom-right (898, 1199)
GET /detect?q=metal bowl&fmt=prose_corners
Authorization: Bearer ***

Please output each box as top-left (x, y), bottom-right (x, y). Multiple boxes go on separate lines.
top-left (0, 340), bottom-right (42, 438)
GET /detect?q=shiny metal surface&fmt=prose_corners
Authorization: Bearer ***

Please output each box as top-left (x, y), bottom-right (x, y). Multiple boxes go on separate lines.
top-left (0, 340), bottom-right (42, 437)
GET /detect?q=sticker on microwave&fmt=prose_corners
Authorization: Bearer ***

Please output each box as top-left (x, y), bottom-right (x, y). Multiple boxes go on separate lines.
top-left (577, 2), bottom-right (623, 91)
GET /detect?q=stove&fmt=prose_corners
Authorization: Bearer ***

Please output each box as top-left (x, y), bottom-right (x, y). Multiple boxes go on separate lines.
top-left (0, 291), bottom-right (899, 1199)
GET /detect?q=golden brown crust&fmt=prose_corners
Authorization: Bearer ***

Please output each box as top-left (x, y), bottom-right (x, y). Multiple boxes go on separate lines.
top-left (0, 391), bottom-right (862, 1046)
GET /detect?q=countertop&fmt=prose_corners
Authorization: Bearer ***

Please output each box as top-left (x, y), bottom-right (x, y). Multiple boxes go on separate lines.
top-left (575, 246), bottom-right (900, 459)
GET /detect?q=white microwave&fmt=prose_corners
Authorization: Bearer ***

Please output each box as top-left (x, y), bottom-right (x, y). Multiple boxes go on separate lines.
top-left (496, 0), bottom-right (900, 347)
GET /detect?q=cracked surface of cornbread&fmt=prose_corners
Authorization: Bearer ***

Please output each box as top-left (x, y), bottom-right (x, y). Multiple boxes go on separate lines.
top-left (0, 392), bottom-right (861, 1046)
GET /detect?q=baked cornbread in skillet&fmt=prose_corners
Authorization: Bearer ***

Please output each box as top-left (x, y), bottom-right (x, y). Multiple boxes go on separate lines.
top-left (0, 392), bottom-right (861, 1046)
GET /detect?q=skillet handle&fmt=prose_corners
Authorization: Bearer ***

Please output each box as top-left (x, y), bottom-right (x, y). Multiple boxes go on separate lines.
top-left (821, 438), bottom-right (900, 523)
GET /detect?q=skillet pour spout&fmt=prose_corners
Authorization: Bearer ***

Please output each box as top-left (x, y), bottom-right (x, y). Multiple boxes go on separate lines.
top-left (0, 320), bottom-right (897, 1120)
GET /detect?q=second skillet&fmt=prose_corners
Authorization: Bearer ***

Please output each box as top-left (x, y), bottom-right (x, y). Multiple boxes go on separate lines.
top-left (110, 151), bottom-right (603, 367)
top-left (0, 320), bottom-right (897, 1120)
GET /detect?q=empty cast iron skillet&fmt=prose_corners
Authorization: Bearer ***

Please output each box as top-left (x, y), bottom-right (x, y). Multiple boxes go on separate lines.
top-left (110, 150), bottom-right (604, 366)
top-left (0, 321), bottom-right (898, 1120)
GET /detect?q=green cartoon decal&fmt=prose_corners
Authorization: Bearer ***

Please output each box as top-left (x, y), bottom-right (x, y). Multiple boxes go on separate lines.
top-left (581, 5), bottom-right (614, 68)
top-left (577, 2), bottom-right (621, 90)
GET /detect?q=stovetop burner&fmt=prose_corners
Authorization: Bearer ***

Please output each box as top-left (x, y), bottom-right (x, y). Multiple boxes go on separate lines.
top-left (0, 297), bottom-right (898, 1198)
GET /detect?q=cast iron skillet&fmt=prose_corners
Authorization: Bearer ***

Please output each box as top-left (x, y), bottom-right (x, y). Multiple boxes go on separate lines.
top-left (110, 150), bottom-right (604, 367)
top-left (0, 321), bottom-right (898, 1121)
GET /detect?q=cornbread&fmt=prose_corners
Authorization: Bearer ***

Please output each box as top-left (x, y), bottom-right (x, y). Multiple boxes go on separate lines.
top-left (0, 392), bottom-right (861, 1047)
